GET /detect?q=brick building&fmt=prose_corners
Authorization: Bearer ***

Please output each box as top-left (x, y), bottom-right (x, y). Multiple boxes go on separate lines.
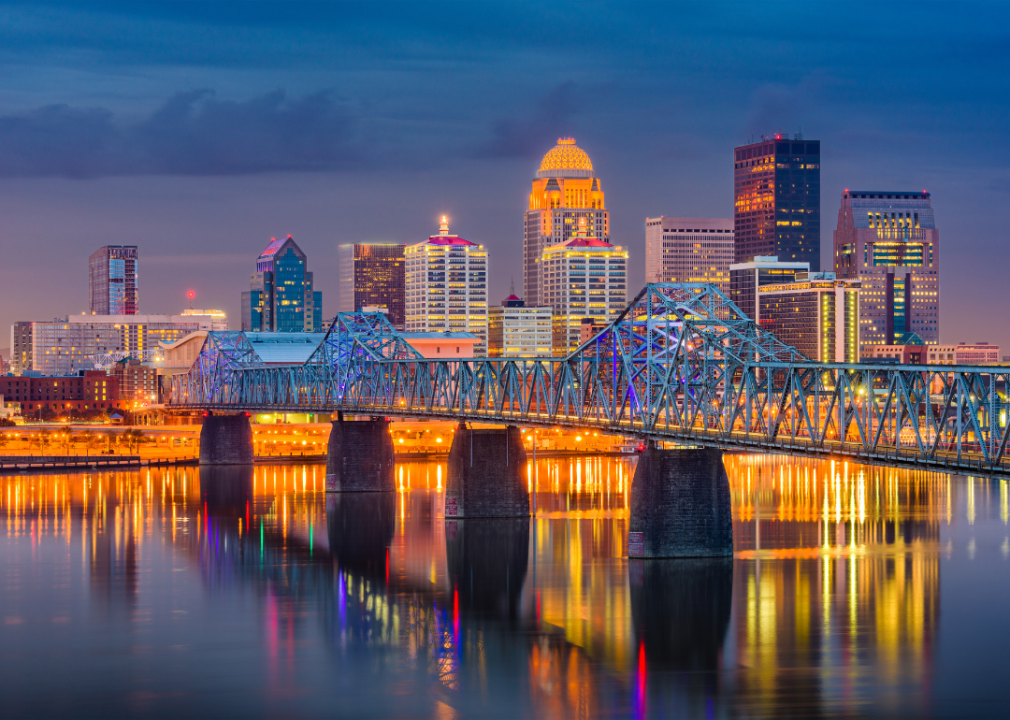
top-left (0, 371), bottom-right (121, 415)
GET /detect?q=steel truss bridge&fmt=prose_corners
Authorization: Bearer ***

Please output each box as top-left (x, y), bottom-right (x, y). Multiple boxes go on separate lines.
top-left (168, 284), bottom-right (1010, 476)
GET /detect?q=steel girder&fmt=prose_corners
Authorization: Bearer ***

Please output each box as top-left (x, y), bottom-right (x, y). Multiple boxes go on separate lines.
top-left (168, 284), bottom-right (1010, 474)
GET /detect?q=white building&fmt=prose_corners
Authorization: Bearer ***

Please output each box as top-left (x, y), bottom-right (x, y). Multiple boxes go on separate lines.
top-left (488, 292), bottom-right (553, 358)
top-left (405, 218), bottom-right (488, 355)
top-left (645, 216), bottom-right (734, 294)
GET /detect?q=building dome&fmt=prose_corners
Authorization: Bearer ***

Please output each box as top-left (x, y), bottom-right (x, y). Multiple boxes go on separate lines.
top-left (537, 138), bottom-right (594, 179)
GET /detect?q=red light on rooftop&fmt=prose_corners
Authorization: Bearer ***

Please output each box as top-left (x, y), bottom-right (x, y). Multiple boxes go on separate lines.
top-left (187, 290), bottom-right (195, 299)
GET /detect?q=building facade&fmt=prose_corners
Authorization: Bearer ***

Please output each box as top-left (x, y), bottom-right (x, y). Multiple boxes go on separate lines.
top-left (0, 371), bottom-right (120, 415)
top-left (758, 273), bottom-right (861, 363)
top-left (729, 256), bottom-right (809, 322)
top-left (488, 292), bottom-right (553, 358)
top-left (337, 243), bottom-right (406, 329)
top-left (89, 245), bottom-right (139, 315)
top-left (540, 218), bottom-right (627, 355)
top-left (111, 358), bottom-right (159, 406)
top-left (524, 138), bottom-right (609, 307)
top-left (832, 191), bottom-right (940, 353)
top-left (864, 341), bottom-right (999, 366)
top-left (10, 321), bottom-right (33, 374)
top-left (734, 136), bottom-right (820, 269)
top-left (241, 235), bottom-right (322, 333)
top-left (645, 216), bottom-right (734, 293)
top-left (405, 219), bottom-right (488, 355)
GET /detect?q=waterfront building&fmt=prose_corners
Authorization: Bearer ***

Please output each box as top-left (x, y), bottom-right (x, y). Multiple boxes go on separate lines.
top-left (540, 217), bottom-right (627, 355)
top-left (524, 138), bottom-right (609, 307)
top-left (89, 245), bottom-right (139, 315)
top-left (241, 235), bottom-right (322, 333)
top-left (758, 272), bottom-right (860, 362)
top-left (488, 289), bottom-right (553, 358)
top-left (728, 256), bottom-right (809, 322)
top-left (734, 135), bottom-right (820, 269)
top-left (0, 371), bottom-right (120, 415)
top-left (832, 190), bottom-right (940, 353)
top-left (337, 243), bottom-right (406, 330)
top-left (402, 332), bottom-right (481, 359)
top-left (644, 216), bottom-right (734, 293)
top-left (864, 340), bottom-right (999, 366)
top-left (405, 218), bottom-right (488, 355)
top-left (110, 358), bottom-right (159, 406)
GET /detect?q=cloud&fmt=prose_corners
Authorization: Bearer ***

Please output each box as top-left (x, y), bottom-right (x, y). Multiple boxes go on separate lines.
top-left (475, 82), bottom-right (584, 160)
top-left (0, 89), bottom-right (361, 177)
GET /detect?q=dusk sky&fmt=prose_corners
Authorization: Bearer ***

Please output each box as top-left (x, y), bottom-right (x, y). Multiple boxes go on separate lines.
top-left (1, 2), bottom-right (1008, 350)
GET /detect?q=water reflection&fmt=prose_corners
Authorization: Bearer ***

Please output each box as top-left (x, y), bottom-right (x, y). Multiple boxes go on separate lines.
top-left (0, 455), bottom-right (1004, 717)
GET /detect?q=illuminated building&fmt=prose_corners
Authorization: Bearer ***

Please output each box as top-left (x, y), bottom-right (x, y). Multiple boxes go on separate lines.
top-left (337, 243), bottom-right (406, 330)
top-left (758, 272), bottom-right (861, 362)
top-left (488, 287), bottom-right (553, 358)
top-left (867, 340), bottom-right (1000, 365)
top-left (10, 321), bottom-right (33, 373)
top-left (405, 218), bottom-right (488, 355)
top-left (541, 217), bottom-right (627, 355)
top-left (0, 371), bottom-right (120, 414)
top-left (645, 217), bottom-right (734, 293)
top-left (89, 245), bottom-right (139, 315)
top-left (402, 332), bottom-right (481, 358)
top-left (734, 136), bottom-right (820, 269)
top-left (241, 235), bottom-right (322, 333)
top-left (180, 308), bottom-right (229, 331)
top-left (110, 358), bottom-right (158, 405)
top-left (833, 191), bottom-right (940, 353)
top-left (729, 256), bottom-right (809, 322)
top-left (524, 138), bottom-right (609, 307)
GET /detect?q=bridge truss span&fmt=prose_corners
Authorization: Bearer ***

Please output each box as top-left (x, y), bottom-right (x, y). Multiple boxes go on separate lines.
top-left (169, 284), bottom-right (1010, 475)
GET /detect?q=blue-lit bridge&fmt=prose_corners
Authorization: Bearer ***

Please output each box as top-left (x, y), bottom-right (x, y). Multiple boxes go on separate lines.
top-left (168, 284), bottom-right (1010, 477)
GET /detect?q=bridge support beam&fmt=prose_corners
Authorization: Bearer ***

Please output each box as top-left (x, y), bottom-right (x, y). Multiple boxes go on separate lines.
top-left (325, 415), bottom-right (395, 492)
top-left (199, 412), bottom-right (253, 465)
top-left (628, 445), bottom-right (732, 558)
top-left (446, 423), bottom-right (529, 518)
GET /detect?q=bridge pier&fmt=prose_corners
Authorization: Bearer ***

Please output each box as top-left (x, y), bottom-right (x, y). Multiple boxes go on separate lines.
top-left (628, 444), bottom-right (732, 558)
top-left (446, 423), bottom-right (529, 518)
top-left (199, 412), bottom-right (254, 465)
top-left (325, 414), bottom-right (395, 492)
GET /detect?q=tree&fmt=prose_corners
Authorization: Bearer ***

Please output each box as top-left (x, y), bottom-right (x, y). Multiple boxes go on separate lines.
top-left (58, 425), bottom-right (74, 454)
top-left (124, 429), bottom-right (146, 454)
top-left (36, 430), bottom-right (51, 454)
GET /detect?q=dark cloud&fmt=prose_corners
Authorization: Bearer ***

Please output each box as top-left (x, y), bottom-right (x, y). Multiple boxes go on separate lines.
top-left (0, 89), bottom-right (361, 177)
top-left (475, 82), bottom-right (584, 160)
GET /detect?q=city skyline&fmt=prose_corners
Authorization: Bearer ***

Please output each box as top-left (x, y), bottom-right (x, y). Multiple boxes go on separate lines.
top-left (0, 3), bottom-right (1006, 352)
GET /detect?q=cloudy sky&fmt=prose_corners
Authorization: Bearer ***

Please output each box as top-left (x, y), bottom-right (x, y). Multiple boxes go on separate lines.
top-left (0, 2), bottom-right (1008, 349)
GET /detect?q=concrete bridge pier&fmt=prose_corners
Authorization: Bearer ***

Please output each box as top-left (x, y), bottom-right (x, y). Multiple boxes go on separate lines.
top-left (199, 412), bottom-right (254, 465)
top-left (446, 423), bottom-right (529, 518)
top-left (628, 444), bottom-right (732, 558)
top-left (325, 414), bottom-right (395, 492)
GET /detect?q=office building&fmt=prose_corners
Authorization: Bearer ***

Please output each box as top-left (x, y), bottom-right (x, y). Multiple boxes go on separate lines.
top-left (0, 371), bottom-right (120, 415)
top-left (111, 358), bottom-right (159, 406)
top-left (734, 135), bottom-right (820, 269)
top-left (89, 245), bottom-right (139, 315)
top-left (758, 272), bottom-right (860, 363)
top-left (241, 235), bottom-right (322, 332)
top-left (488, 289), bottom-right (553, 358)
top-left (337, 243), bottom-right (406, 329)
top-left (832, 190), bottom-right (940, 353)
top-left (524, 138), bottom-right (609, 307)
top-left (645, 217), bottom-right (734, 293)
top-left (405, 218), bottom-right (488, 355)
top-left (10, 321), bottom-right (33, 374)
top-left (180, 308), bottom-right (229, 331)
top-left (865, 341), bottom-right (999, 366)
top-left (541, 217), bottom-right (627, 355)
top-left (729, 256), bottom-right (809, 322)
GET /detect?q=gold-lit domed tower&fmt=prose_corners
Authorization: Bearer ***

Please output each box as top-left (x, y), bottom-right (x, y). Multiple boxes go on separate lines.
top-left (523, 138), bottom-right (609, 307)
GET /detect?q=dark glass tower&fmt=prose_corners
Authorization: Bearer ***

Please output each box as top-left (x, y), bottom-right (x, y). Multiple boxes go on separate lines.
top-left (241, 235), bottom-right (322, 332)
top-left (734, 136), bottom-right (820, 271)
top-left (89, 245), bottom-right (139, 315)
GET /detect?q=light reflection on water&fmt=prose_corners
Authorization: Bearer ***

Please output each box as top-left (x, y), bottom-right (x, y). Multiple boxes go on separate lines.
top-left (0, 456), bottom-right (1007, 717)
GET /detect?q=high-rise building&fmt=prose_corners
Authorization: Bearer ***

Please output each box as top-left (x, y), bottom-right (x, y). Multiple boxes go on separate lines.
top-left (832, 190), bottom-right (940, 352)
top-left (488, 287), bottom-right (553, 358)
top-left (729, 256), bottom-right (809, 322)
top-left (337, 243), bottom-right (406, 329)
top-left (734, 136), bottom-right (820, 269)
top-left (758, 272), bottom-right (861, 363)
top-left (89, 245), bottom-right (139, 315)
top-left (541, 217), bottom-right (627, 355)
top-left (645, 217), bottom-right (734, 293)
top-left (405, 218), bottom-right (488, 355)
top-left (10, 321), bottom-right (33, 374)
top-left (241, 235), bottom-right (322, 333)
top-left (524, 138), bottom-right (609, 307)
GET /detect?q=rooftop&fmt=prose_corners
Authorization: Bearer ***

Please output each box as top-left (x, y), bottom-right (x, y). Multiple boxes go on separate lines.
top-left (537, 137), bottom-right (594, 179)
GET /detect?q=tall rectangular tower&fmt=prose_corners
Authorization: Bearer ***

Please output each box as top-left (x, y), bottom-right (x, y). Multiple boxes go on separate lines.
top-left (241, 235), bottom-right (322, 332)
top-left (734, 136), bottom-right (820, 270)
top-left (337, 243), bottom-right (406, 329)
top-left (89, 245), bottom-right (138, 315)
top-left (645, 217), bottom-right (734, 294)
top-left (833, 190), bottom-right (940, 352)
top-left (524, 138), bottom-right (608, 307)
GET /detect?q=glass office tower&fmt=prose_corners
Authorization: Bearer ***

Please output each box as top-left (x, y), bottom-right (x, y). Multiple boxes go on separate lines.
top-left (241, 235), bottom-right (323, 332)
top-left (89, 245), bottom-right (138, 315)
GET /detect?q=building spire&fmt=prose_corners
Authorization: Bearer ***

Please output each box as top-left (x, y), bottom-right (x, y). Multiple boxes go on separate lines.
top-left (439, 215), bottom-right (449, 235)
top-left (509, 276), bottom-right (515, 296)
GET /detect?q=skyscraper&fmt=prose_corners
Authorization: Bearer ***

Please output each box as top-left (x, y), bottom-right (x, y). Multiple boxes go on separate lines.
top-left (832, 190), bottom-right (940, 352)
top-left (758, 272), bottom-right (861, 363)
top-left (337, 243), bottom-right (406, 329)
top-left (488, 285), bottom-right (553, 358)
top-left (405, 218), bottom-right (488, 354)
top-left (645, 217), bottom-right (734, 294)
top-left (89, 245), bottom-right (138, 315)
top-left (241, 235), bottom-right (322, 332)
top-left (729, 256), bottom-right (809, 322)
top-left (524, 138), bottom-right (609, 307)
top-left (734, 136), bottom-right (820, 270)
